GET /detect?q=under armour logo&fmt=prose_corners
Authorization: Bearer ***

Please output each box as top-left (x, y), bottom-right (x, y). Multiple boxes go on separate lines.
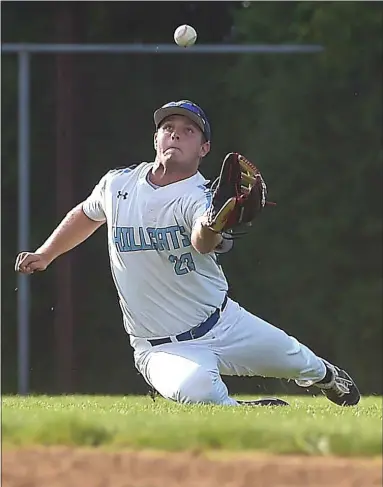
top-left (117, 191), bottom-right (128, 199)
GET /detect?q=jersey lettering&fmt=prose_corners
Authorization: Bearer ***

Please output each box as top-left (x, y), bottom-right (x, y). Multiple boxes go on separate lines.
top-left (113, 225), bottom-right (191, 252)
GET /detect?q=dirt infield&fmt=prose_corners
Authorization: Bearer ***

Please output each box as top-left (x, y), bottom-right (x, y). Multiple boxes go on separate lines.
top-left (2, 447), bottom-right (382, 487)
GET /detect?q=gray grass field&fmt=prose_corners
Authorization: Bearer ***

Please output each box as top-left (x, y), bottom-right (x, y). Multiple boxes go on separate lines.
top-left (2, 395), bottom-right (382, 457)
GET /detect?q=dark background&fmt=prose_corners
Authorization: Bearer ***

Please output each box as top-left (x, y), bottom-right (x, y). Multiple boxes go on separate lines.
top-left (2, 1), bottom-right (382, 397)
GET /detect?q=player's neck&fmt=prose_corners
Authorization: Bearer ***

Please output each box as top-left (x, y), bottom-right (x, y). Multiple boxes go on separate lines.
top-left (149, 162), bottom-right (197, 187)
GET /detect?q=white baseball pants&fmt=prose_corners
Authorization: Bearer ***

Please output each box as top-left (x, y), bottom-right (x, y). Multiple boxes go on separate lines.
top-left (131, 298), bottom-right (327, 405)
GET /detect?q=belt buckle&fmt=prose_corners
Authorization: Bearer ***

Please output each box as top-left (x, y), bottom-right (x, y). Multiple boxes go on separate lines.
top-left (189, 328), bottom-right (198, 339)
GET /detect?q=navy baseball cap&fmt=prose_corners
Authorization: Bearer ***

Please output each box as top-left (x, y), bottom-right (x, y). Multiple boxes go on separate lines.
top-left (154, 100), bottom-right (211, 141)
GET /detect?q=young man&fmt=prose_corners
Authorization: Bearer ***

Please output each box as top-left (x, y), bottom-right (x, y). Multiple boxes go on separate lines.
top-left (15, 100), bottom-right (360, 407)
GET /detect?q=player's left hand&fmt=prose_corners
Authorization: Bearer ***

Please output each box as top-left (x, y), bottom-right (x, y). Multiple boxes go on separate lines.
top-left (205, 152), bottom-right (275, 234)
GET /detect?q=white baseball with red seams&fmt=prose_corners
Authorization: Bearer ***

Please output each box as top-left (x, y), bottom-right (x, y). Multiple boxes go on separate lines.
top-left (174, 24), bottom-right (197, 47)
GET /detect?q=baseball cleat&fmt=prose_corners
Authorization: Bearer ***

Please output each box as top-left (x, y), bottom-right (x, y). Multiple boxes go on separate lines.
top-left (315, 362), bottom-right (361, 407)
top-left (237, 397), bottom-right (290, 407)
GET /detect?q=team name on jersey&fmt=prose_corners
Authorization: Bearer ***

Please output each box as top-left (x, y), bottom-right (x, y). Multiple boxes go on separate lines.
top-left (113, 225), bottom-right (191, 253)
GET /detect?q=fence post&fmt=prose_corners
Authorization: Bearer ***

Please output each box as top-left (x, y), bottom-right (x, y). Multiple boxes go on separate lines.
top-left (17, 50), bottom-right (31, 395)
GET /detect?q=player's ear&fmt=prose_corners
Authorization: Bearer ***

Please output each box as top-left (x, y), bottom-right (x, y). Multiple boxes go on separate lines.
top-left (199, 140), bottom-right (210, 159)
top-left (153, 132), bottom-right (158, 151)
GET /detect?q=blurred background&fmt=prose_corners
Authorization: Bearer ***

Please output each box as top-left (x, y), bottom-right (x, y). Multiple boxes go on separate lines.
top-left (2, 1), bottom-right (382, 397)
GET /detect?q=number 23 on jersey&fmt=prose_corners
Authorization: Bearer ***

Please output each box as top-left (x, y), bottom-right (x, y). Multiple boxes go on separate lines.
top-left (169, 252), bottom-right (196, 275)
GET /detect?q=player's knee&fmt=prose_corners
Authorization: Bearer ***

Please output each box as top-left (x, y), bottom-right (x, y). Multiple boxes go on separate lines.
top-left (175, 367), bottom-right (216, 405)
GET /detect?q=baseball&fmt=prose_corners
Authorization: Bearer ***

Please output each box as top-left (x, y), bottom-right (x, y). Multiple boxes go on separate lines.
top-left (174, 24), bottom-right (197, 48)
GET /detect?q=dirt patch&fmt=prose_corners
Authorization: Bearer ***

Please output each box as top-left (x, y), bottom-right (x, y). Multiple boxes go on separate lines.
top-left (2, 447), bottom-right (382, 487)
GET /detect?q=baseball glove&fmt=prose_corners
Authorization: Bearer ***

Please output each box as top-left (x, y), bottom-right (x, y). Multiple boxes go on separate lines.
top-left (206, 152), bottom-right (274, 234)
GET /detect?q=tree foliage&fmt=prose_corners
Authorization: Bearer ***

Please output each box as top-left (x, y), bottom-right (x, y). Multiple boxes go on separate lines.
top-left (223, 2), bottom-right (383, 389)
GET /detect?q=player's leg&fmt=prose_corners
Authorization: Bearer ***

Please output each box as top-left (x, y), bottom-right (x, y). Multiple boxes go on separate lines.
top-left (134, 342), bottom-right (238, 406)
top-left (214, 299), bottom-right (360, 406)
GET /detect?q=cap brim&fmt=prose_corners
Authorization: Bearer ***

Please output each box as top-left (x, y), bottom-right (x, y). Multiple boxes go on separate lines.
top-left (154, 106), bottom-right (207, 138)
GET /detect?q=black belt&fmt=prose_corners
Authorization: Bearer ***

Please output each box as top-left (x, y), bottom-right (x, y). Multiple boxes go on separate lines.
top-left (148, 295), bottom-right (228, 347)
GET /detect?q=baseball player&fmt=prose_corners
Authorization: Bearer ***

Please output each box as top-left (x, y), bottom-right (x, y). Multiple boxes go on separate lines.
top-left (15, 100), bottom-right (360, 407)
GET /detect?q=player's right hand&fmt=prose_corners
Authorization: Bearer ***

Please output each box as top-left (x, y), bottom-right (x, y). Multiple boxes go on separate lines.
top-left (15, 252), bottom-right (51, 274)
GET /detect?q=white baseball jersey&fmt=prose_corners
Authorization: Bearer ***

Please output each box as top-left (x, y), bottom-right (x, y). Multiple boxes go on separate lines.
top-left (82, 162), bottom-right (228, 339)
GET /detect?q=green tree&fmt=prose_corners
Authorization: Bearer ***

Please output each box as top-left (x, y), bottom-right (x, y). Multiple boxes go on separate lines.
top-left (221, 1), bottom-right (382, 391)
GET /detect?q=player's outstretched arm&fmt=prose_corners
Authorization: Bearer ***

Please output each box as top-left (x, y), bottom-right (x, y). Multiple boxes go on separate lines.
top-left (191, 215), bottom-right (223, 254)
top-left (15, 203), bottom-right (105, 274)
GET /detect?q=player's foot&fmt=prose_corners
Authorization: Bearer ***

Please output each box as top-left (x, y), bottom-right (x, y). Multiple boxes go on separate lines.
top-left (314, 362), bottom-right (361, 407)
top-left (237, 397), bottom-right (290, 407)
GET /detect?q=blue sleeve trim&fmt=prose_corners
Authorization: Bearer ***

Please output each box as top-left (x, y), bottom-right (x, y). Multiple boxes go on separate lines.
top-left (204, 189), bottom-right (212, 210)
